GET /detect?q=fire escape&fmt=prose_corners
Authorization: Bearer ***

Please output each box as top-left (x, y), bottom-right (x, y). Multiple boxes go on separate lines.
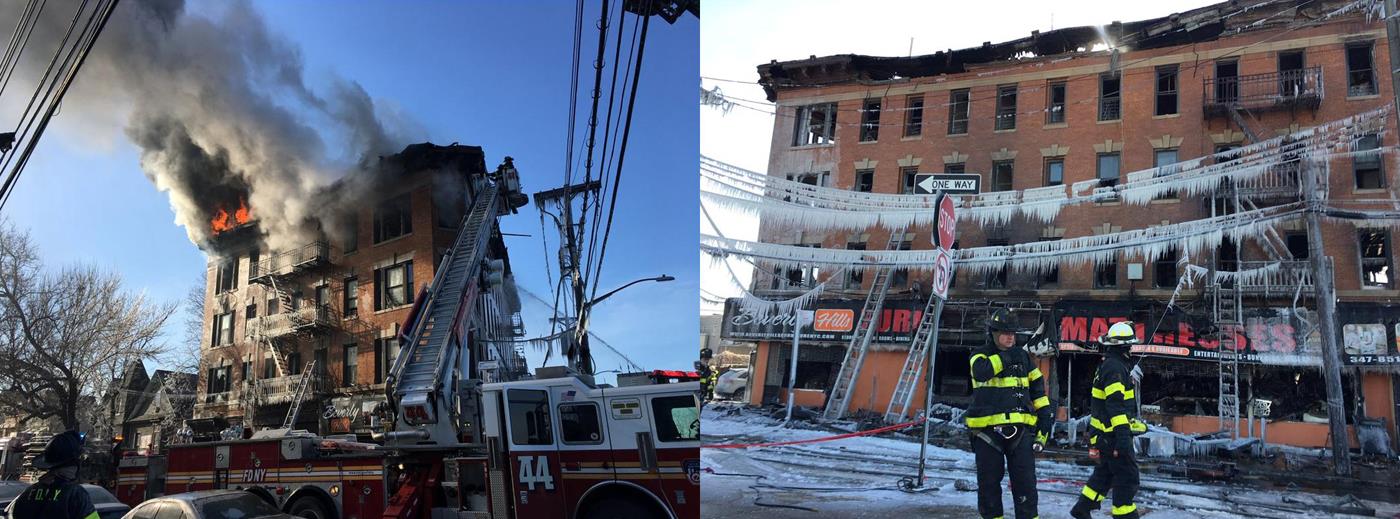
top-left (246, 241), bottom-right (334, 418)
top-left (1202, 64), bottom-right (1324, 438)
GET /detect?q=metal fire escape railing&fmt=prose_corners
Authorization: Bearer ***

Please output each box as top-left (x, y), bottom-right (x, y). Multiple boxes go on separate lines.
top-left (821, 230), bottom-right (904, 421)
top-left (1203, 66), bottom-right (1323, 116)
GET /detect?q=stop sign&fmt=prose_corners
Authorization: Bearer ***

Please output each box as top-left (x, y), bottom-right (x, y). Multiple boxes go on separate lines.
top-left (935, 194), bottom-right (956, 250)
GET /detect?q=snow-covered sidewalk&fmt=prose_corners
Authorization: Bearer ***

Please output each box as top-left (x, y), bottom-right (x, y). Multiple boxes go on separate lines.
top-left (700, 405), bottom-right (1400, 518)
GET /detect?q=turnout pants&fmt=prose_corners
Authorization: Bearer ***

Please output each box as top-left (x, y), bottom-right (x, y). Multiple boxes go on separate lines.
top-left (1077, 448), bottom-right (1140, 518)
top-left (971, 425), bottom-right (1038, 519)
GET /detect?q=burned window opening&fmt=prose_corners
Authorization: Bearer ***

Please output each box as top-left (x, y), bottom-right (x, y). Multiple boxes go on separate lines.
top-left (1037, 238), bottom-right (1060, 288)
top-left (793, 103), bottom-right (836, 146)
top-left (948, 89), bottom-right (970, 135)
top-left (900, 166), bottom-right (919, 194)
top-left (1046, 81), bottom-right (1067, 124)
top-left (945, 163), bottom-right (966, 174)
top-left (846, 241), bottom-right (866, 288)
top-left (1154, 248), bottom-right (1179, 289)
top-left (992, 160), bottom-right (1014, 192)
top-left (995, 84), bottom-right (1017, 130)
top-left (1099, 73), bottom-right (1121, 121)
top-left (904, 94), bottom-right (924, 137)
top-left (1359, 230), bottom-right (1392, 288)
top-left (1155, 65), bottom-right (1178, 116)
top-left (854, 168), bottom-right (874, 193)
top-left (1095, 257), bottom-right (1119, 288)
top-left (985, 238), bottom-right (1009, 289)
top-left (859, 98), bottom-right (881, 142)
top-left (1214, 60), bottom-right (1239, 104)
top-left (1354, 134), bottom-right (1384, 189)
top-left (1347, 41), bottom-right (1377, 97)
top-left (892, 239), bottom-right (912, 287)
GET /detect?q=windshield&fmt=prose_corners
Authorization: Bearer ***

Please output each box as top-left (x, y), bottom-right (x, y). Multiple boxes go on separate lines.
top-left (82, 485), bottom-right (120, 504)
top-left (200, 493), bottom-right (283, 518)
top-left (0, 483), bottom-right (27, 501)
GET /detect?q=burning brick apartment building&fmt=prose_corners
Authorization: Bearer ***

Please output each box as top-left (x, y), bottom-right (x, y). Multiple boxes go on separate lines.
top-left (722, 0), bottom-right (1400, 449)
top-left (190, 143), bottom-right (529, 438)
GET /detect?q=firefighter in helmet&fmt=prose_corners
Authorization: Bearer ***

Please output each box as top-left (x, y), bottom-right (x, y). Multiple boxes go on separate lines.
top-left (7, 430), bottom-right (98, 519)
top-left (1071, 321), bottom-right (1149, 519)
top-left (966, 308), bottom-right (1052, 519)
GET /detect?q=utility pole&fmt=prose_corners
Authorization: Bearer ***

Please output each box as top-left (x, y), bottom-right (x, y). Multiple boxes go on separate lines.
top-left (1302, 158), bottom-right (1352, 476)
top-left (533, 181), bottom-right (602, 375)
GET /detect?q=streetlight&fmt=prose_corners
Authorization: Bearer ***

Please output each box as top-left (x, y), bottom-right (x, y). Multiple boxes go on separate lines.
top-left (573, 274), bottom-right (675, 374)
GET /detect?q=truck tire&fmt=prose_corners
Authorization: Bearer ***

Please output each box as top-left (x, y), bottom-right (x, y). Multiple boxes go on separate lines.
top-left (582, 497), bottom-right (662, 519)
top-left (288, 496), bottom-right (334, 519)
top-left (733, 388), bottom-right (745, 401)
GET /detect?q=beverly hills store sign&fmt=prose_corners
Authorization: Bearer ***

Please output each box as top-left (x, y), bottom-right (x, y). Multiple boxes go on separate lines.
top-left (720, 298), bottom-right (927, 344)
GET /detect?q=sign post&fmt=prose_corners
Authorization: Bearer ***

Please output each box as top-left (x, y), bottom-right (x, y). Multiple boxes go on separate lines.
top-left (917, 192), bottom-right (958, 488)
top-left (784, 310), bottom-right (814, 425)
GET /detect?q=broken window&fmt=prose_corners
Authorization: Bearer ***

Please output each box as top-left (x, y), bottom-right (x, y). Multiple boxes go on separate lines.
top-left (948, 89), bottom-right (970, 135)
top-left (846, 241), bottom-right (866, 288)
top-left (1214, 60), bottom-right (1239, 104)
top-left (374, 260), bottom-right (414, 310)
top-left (991, 160), bottom-right (1014, 192)
top-left (1046, 81), bottom-right (1066, 124)
top-left (1095, 258), bottom-right (1119, 288)
top-left (1097, 153), bottom-right (1120, 188)
top-left (859, 98), bottom-right (881, 142)
top-left (854, 169), bottom-right (874, 193)
top-left (904, 95), bottom-right (924, 137)
top-left (263, 354), bottom-right (276, 380)
top-left (995, 84), bottom-right (1017, 130)
top-left (945, 163), bottom-right (965, 174)
top-left (1278, 50), bottom-right (1305, 97)
top-left (892, 238), bottom-right (912, 287)
top-left (793, 103), bottom-right (837, 146)
top-left (900, 166), bottom-right (919, 194)
top-left (287, 350), bottom-right (302, 376)
top-left (985, 238), bottom-right (1008, 289)
top-left (373, 193), bottom-right (413, 244)
top-left (1359, 230), bottom-right (1392, 288)
top-left (1153, 149), bottom-right (1179, 200)
top-left (343, 214), bottom-right (359, 254)
top-left (1286, 232), bottom-right (1309, 259)
top-left (1099, 73), bottom-right (1121, 121)
top-left (1155, 248), bottom-right (1179, 289)
top-left (1347, 42), bottom-right (1377, 97)
top-left (1044, 158), bottom-right (1063, 186)
top-left (1354, 134), bottom-right (1384, 189)
top-left (1036, 238), bottom-right (1059, 288)
top-left (212, 312), bottom-right (234, 347)
top-left (215, 259), bottom-right (238, 293)
top-left (1155, 65), bottom-right (1178, 116)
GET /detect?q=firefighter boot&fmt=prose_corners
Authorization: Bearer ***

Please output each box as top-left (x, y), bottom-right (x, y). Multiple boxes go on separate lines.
top-left (1069, 497), bottom-right (1098, 519)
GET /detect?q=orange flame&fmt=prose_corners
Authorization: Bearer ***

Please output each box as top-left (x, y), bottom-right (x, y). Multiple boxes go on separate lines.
top-left (210, 198), bottom-right (252, 234)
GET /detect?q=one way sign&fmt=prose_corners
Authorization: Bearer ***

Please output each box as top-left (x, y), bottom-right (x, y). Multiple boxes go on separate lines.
top-left (914, 173), bottom-right (981, 195)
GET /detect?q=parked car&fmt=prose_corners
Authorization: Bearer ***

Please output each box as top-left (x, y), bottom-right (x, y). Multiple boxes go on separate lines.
top-left (83, 484), bottom-right (131, 519)
top-left (120, 490), bottom-right (295, 519)
top-left (714, 368), bottom-right (749, 399)
top-left (0, 481), bottom-right (27, 519)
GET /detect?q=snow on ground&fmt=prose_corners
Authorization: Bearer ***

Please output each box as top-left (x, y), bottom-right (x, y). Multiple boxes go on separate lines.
top-left (700, 405), bottom-right (1400, 518)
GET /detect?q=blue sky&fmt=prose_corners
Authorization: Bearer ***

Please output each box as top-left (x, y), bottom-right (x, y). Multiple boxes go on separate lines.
top-left (3, 1), bottom-right (698, 383)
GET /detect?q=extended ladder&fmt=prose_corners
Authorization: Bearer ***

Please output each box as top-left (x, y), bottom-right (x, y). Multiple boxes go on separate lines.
top-left (387, 182), bottom-right (499, 432)
top-left (883, 291), bottom-right (941, 424)
top-left (281, 360), bottom-right (317, 429)
top-left (1216, 282), bottom-right (1243, 439)
top-left (820, 231), bottom-right (903, 421)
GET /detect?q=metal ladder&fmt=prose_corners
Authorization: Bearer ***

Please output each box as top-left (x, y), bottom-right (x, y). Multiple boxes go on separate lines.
top-left (883, 290), bottom-right (941, 423)
top-left (281, 360), bottom-right (317, 429)
top-left (390, 182), bottom-right (499, 403)
top-left (820, 231), bottom-right (903, 421)
top-left (1214, 281), bottom-right (1243, 439)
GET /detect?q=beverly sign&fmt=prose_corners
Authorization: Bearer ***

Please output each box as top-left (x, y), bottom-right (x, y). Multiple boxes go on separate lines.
top-left (720, 299), bottom-right (929, 343)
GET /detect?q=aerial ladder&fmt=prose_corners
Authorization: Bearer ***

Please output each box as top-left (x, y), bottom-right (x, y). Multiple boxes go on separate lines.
top-left (382, 179), bottom-right (503, 448)
top-left (884, 291), bottom-right (941, 423)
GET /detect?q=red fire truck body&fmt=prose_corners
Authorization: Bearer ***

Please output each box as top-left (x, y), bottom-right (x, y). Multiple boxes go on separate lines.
top-left (115, 375), bottom-right (699, 519)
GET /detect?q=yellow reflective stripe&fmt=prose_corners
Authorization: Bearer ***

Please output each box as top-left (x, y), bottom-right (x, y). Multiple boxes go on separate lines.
top-left (1112, 503), bottom-right (1137, 516)
top-left (1092, 387), bottom-right (1106, 399)
top-left (971, 353), bottom-right (1004, 375)
top-left (1122, 389), bottom-right (1135, 400)
top-left (1032, 396), bottom-right (1050, 410)
top-left (1081, 486), bottom-right (1104, 502)
top-left (1103, 382), bottom-right (1127, 397)
top-left (1036, 431), bottom-right (1048, 444)
top-left (1028, 367), bottom-right (1043, 381)
top-left (971, 376), bottom-right (1029, 389)
top-left (965, 412), bottom-right (1039, 428)
top-left (84, 512), bottom-right (99, 519)
top-left (1110, 414), bottom-right (1130, 428)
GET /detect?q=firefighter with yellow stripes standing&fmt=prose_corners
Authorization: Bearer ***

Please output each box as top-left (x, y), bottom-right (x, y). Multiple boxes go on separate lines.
top-left (1071, 321), bottom-right (1149, 519)
top-left (966, 308), bottom-right (1053, 519)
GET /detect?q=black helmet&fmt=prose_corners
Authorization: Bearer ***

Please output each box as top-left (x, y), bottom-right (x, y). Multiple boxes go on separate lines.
top-left (986, 308), bottom-right (1021, 336)
top-left (699, 347), bottom-right (713, 361)
top-left (33, 430), bottom-right (83, 469)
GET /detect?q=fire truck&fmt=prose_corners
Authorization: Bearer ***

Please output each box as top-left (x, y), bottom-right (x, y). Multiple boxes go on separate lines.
top-left (116, 162), bottom-right (700, 519)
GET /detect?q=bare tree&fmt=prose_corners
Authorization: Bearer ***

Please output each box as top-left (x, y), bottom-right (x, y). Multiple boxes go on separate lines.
top-left (0, 225), bottom-right (175, 430)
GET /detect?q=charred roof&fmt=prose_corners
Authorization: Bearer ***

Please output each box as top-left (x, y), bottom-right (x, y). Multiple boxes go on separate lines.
top-left (757, 0), bottom-right (1363, 101)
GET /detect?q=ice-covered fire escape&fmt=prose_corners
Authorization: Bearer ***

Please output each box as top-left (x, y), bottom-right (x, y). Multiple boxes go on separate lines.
top-left (1202, 63), bottom-right (1325, 438)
